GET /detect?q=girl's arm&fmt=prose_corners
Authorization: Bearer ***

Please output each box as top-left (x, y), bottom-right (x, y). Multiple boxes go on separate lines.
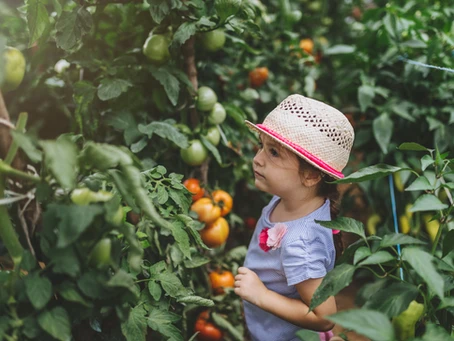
top-left (234, 267), bottom-right (336, 331)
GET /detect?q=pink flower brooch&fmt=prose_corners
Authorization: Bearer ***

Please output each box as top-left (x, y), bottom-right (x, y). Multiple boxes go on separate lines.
top-left (259, 223), bottom-right (288, 252)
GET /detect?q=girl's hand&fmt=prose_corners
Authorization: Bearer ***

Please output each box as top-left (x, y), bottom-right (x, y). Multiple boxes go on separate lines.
top-left (234, 267), bottom-right (268, 306)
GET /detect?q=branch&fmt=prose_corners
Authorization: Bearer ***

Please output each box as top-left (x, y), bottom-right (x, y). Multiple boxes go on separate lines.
top-left (182, 36), bottom-right (199, 129)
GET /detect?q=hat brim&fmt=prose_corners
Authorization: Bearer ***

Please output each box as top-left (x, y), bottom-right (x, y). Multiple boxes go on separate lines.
top-left (245, 120), bottom-right (344, 180)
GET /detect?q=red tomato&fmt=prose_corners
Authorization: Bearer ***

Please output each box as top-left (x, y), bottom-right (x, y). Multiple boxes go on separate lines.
top-left (209, 270), bottom-right (235, 295)
top-left (191, 198), bottom-right (221, 224)
top-left (244, 217), bottom-right (257, 230)
top-left (194, 311), bottom-right (223, 341)
top-left (184, 178), bottom-right (205, 202)
top-left (200, 217), bottom-right (229, 248)
top-left (212, 190), bottom-right (233, 216)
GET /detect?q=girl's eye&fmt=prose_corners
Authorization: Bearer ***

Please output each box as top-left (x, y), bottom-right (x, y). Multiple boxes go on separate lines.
top-left (257, 142), bottom-right (263, 150)
top-left (269, 147), bottom-right (279, 157)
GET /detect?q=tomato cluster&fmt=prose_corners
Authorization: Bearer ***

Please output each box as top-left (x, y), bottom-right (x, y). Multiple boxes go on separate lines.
top-left (194, 311), bottom-right (223, 341)
top-left (183, 181), bottom-right (233, 248)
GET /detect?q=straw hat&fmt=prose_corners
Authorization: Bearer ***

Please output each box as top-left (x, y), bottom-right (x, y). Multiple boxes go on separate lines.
top-left (245, 94), bottom-right (354, 179)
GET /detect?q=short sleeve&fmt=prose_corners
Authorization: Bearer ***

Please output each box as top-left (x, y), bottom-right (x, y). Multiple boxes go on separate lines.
top-left (281, 236), bottom-right (330, 286)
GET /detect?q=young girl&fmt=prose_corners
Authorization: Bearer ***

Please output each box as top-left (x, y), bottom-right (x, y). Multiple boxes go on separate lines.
top-left (234, 94), bottom-right (354, 341)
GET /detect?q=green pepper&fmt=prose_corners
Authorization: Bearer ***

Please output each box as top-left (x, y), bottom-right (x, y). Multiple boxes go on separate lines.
top-left (392, 300), bottom-right (424, 341)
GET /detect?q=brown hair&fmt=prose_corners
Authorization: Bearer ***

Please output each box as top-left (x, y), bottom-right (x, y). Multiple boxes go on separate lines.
top-left (298, 159), bottom-right (344, 259)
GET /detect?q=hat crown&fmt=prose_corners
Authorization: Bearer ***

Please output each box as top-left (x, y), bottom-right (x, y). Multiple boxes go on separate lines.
top-left (262, 95), bottom-right (354, 176)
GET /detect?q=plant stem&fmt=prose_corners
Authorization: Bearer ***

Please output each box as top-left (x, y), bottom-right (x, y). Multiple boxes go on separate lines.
top-left (0, 161), bottom-right (40, 183)
top-left (4, 112), bottom-right (28, 165)
top-left (431, 211), bottom-right (445, 255)
top-left (0, 176), bottom-right (24, 266)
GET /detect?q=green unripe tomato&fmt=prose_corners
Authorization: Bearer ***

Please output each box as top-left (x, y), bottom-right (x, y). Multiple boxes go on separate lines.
top-left (1, 47), bottom-right (26, 92)
top-left (180, 139), bottom-right (208, 166)
top-left (175, 123), bottom-right (192, 135)
top-left (107, 205), bottom-right (124, 226)
top-left (143, 34), bottom-right (170, 65)
top-left (71, 188), bottom-right (113, 205)
top-left (196, 86), bottom-right (218, 112)
top-left (201, 29), bottom-right (226, 52)
top-left (203, 126), bottom-right (221, 146)
top-left (208, 102), bottom-right (227, 125)
top-left (89, 238), bottom-right (112, 268)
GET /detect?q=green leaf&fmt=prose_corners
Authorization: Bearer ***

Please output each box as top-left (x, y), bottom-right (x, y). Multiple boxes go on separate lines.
top-left (442, 230), bottom-right (454, 257)
top-left (212, 312), bottom-right (243, 341)
top-left (40, 137), bottom-right (78, 189)
top-left (316, 217), bottom-right (365, 241)
top-left (55, 7), bottom-right (93, 51)
top-left (405, 176), bottom-right (434, 191)
top-left (73, 81), bottom-right (97, 131)
top-left (358, 251), bottom-right (395, 266)
top-left (37, 307), bottom-right (71, 341)
top-left (215, 0), bottom-right (242, 22)
top-left (373, 113), bottom-right (394, 154)
top-left (157, 271), bottom-right (184, 298)
top-left (156, 185), bottom-right (169, 204)
top-left (363, 282), bottom-right (419, 317)
top-left (402, 247), bottom-right (444, 298)
top-left (48, 246), bottom-right (80, 277)
top-left (168, 188), bottom-right (190, 213)
top-left (421, 154), bottom-right (434, 171)
top-left (295, 329), bottom-right (321, 341)
top-left (327, 309), bottom-right (395, 341)
top-left (380, 233), bottom-right (426, 248)
top-left (172, 22), bottom-right (197, 47)
top-left (138, 121), bottom-right (189, 149)
top-left (10, 131), bottom-right (42, 163)
top-left (121, 305), bottom-right (147, 341)
top-left (44, 204), bottom-right (103, 248)
top-left (150, 66), bottom-right (180, 105)
top-left (358, 85), bottom-right (375, 112)
top-left (353, 246), bottom-right (371, 265)
top-left (57, 281), bottom-right (92, 307)
top-left (106, 270), bottom-right (138, 296)
top-left (324, 44), bottom-right (355, 55)
top-left (310, 264), bottom-right (356, 311)
top-left (147, 0), bottom-right (180, 24)
top-left (177, 295), bottom-right (214, 307)
top-left (419, 323), bottom-right (454, 341)
top-left (200, 135), bottom-right (222, 165)
top-left (97, 78), bottom-right (132, 101)
top-left (398, 142), bottom-right (429, 151)
top-left (409, 194), bottom-right (448, 212)
top-left (27, 0), bottom-right (50, 46)
top-left (148, 280), bottom-right (162, 301)
top-left (25, 272), bottom-right (52, 310)
top-left (147, 308), bottom-right (182, 340)
top-left (77, 271), bottom-right (107, 299)
top-left (335, 164), bottom-right (405, 183)
top-left (171, 222), bottom-right (191, 260)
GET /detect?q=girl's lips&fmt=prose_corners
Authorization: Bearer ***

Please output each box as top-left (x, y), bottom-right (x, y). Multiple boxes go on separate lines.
top-left (254, 170), bottom-right (264, 178)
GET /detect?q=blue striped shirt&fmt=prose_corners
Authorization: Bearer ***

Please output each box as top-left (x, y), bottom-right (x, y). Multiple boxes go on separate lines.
top-left (243, 196), bottom-right (335, 341)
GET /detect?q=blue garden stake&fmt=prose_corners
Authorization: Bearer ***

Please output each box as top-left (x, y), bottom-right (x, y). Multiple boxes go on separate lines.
top-left (389, 174), bottom-right (404, 280)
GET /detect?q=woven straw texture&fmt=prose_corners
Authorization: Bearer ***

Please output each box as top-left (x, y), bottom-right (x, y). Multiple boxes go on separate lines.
top-left (246, 94), bottom-right (355, 179)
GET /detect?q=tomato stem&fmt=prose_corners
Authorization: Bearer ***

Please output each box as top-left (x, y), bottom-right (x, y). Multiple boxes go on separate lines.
top-left (4, 112), bottom-right (28, 165)
top-left (0, 161), bottom-right (41, 183)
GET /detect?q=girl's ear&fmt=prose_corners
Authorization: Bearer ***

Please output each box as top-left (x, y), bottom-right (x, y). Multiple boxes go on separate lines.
top-left (300, 169), bottom-right (323, 187)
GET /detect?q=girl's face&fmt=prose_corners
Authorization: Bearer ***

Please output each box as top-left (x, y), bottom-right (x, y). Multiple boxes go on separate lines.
top-left (252, 134), bottom-right (305, 198)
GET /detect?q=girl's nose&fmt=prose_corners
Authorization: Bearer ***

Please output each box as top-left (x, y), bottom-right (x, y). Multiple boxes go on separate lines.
top-left (253, 149), bottom-right (265, 166)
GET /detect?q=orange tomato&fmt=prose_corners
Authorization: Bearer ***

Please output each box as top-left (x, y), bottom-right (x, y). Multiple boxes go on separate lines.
top-left (200, 217), bottom-right (229, 248)
top-left (184, 178), bottom-right (205, 202)
top-left (299, 38), bottom-right (314, 55)
top-left (212, 190), bottom-right (233, 216)
top-left (248, 67), bottom-right (269, 88)
top-left (209, 270), bottom-right (235, 295)
top-left (194, 311), bottom-right (223, 341)
top-left (191, 198), bottom-right (221, 224)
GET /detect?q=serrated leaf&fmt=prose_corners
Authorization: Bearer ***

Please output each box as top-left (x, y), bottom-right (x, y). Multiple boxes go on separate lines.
top-left (37, 307), bottom-right (71, 341)
top-left (147, 0), bottom-right (180, 24)
top-left (40, 137), bottom-right (78, 189)
top-left (215, 0), bottom-right (242, 23)
top-left (168, 188), bottom-right (190, 213)
top-left (150, 66), bottom-right (180, 105)
top-left (148, 280), bottom-right (162, 301)
top-left (138, 121), bottom-right (189, 148)
top-left (316, 217), bottom-right (366, 241)
top-left (97, 78), bottom-right (132, 101)
top-left (380, 233), bottom-right (426, 248)
top-left (335, 164), bottom-right (405, 184)
top-left (410, 194), bottom-right (448, 212)
top-left (177, 295), bottom-right (214, 306)
top-left (310, 264), bottom-right (356, 311)
top-left (147, 308), bottom-right (182, 340)
top-left (363, 282), bottom-right (419, 317)
top-left (55, 7), bottom-right (93, 51)
top-left (405, 176), bottom-right (434, 191)
top-left (27, 0), bottom-right (50, 46)
top-left (172, 22), bottom-right (197, 46)
top-left (373, 113), bottom-right (393, 154)
top-left (121, 305), bottom-right (147, 341)
top-left (25, 272), bottom-right (52, 310)
top-left (156, 185), bottom-right (169, 204)
top-left (324, 44), bottom-right (355, 55)
top-left (200, 135), bottom-right (222, 165)
top-left (157, 271), bottom-right (184, 298)
top-left (171, 222), bottom-right (191, 259)
top-left (327, 309), bottom-right (395, 341)
top-left (358, 250), bottom-right (395, 266)
top-left (402, 247), bottom-right (444, 298)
